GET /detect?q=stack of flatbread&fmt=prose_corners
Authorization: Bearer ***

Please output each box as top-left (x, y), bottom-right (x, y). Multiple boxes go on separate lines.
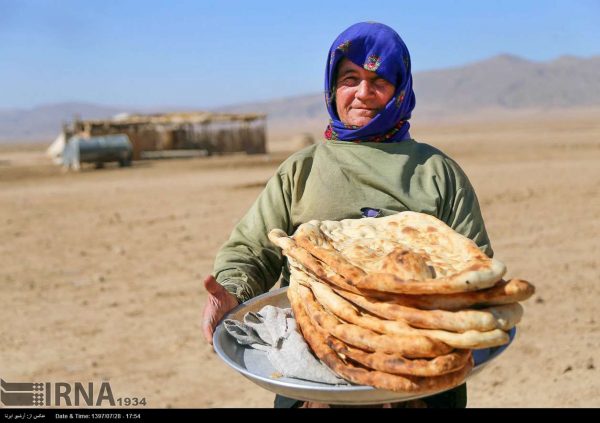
top-left (268, 211), bottom-right (535, 394)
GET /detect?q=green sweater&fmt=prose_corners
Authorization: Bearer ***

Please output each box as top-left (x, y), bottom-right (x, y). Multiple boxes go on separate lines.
top-left (213, 139), bottom-right (492, 303)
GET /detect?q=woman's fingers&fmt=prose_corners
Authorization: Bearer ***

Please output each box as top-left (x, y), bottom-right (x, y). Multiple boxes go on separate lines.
top-left (203, 274), bottom-right (224, 295)
top-left (202, 298), bottom-right (218, 345)
top-left (201, 274), bottom-right (239, 345)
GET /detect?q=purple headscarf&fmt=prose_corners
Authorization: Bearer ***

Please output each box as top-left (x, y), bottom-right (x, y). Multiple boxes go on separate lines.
top-left (324, 22), bottom-right (416, 143)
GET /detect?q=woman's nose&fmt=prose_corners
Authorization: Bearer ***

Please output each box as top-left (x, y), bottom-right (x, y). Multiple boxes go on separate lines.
top-left (355, 79), bottom-right (374, 100)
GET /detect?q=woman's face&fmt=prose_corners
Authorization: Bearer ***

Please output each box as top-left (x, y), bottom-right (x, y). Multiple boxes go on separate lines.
top-left (335, 58), bottom-right (395, 127)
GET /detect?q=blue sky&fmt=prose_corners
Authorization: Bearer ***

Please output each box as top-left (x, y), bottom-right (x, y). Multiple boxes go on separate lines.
top-left (0, 0), bottom-right (598, 109)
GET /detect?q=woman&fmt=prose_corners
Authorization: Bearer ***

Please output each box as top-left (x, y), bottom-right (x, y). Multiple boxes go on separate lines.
top-left (202, 22), bottom-right (492, 408)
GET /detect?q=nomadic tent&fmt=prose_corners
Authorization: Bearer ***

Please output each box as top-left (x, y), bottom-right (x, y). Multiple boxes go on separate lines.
top-left (46, 132), bottom-right (66, 165)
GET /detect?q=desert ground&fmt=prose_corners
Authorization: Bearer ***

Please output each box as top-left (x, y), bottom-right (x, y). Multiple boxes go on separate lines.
top-left (1, 110), bottom-right (599, 408)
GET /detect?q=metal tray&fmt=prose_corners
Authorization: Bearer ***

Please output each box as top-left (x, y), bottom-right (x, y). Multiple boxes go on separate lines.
top-left (213, 287), bottom-right (516, 405)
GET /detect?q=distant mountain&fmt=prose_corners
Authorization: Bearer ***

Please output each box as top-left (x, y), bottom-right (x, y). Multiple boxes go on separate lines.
top-left (220, 54), bottom-right (600, 124)
top-left (217, 93), bottom-right (325, 121)
top-left (0, 102), bottom-right (125, 142)
top-left (2, 54), bottom-right (599, 142)
top-left (414, 54), bottom-right (600, 115)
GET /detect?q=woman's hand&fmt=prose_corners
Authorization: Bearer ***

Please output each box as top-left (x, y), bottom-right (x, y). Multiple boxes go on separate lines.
top-left (201, 275), bottom-right (239, 345)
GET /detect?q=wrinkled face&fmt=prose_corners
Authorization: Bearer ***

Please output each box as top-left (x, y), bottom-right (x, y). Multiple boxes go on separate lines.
top-left (335, 58), bottom-right (395, 127)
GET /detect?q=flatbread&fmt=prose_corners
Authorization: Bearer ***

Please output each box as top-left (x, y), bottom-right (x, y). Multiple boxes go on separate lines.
top-left (370, 279), bottom-right (536, 311)
top-left (288, 279), bottom-right (473, 393)
top-left (295, 278), bottom-right (453, 358)
top-left (269, 228), bottom-right (533, 308)
top-left (298, 269), bottom-right (511, 349)
top-left (271, 211), bottom-right (507, 294)
top-left (333, 286), bottom-right (523, 332)
top-left (270, 229), bottom-right (364, 295)
top-left (287, 255), bottom-right (523, 332)
top-left (327, 337), bottom-right (472, 377)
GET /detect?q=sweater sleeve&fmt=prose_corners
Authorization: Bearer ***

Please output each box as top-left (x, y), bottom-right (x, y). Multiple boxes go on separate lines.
top-left (212, 170), bottom-right (294, 303)
top-left (438, 160), bottom-right (494, 258)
